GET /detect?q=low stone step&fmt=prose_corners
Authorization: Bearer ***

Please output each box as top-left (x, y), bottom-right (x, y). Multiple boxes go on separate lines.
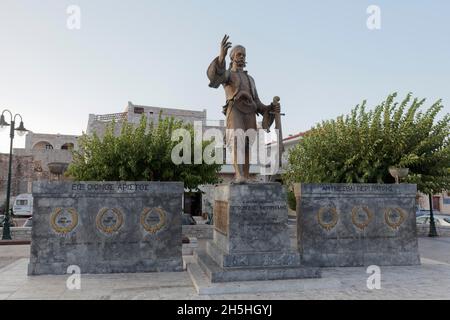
top-left (194, 251), bottom-right (321, 283)
top-left (206, 240), bottom-right (302, 268)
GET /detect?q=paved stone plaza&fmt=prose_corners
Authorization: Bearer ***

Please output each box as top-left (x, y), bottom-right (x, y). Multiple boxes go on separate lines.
top-left (0, 237), bottom-right (449, 300)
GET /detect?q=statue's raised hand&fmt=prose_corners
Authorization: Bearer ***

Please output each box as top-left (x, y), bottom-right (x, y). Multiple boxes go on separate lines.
top-left (219, 34), bottom-right (232, 65)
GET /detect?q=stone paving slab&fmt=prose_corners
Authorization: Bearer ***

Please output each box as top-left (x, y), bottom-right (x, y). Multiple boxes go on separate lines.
top-left (1, 255), bottom-right (449, 300)
top-left (0, 238), bottom-right (450, 300)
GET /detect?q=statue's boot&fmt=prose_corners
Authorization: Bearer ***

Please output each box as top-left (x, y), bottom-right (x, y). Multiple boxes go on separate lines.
top-left (233, 164), bottom-right (247, 184)
top-left (243, 162), bottom-right (250, 180)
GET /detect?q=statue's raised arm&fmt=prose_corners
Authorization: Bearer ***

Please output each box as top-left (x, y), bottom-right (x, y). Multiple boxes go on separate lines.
top-left (207, 35), bottom-right (232, 88)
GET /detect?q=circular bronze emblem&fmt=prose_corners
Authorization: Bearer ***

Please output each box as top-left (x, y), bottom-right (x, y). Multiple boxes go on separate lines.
top-left (384, 207), bottom-right (407, 230)
top-left (140, 207), bottom-right (167, 234)
top-left (96, 208), bottom-right (124, 234)
top-left (317, 207), bottom-right (339, 231)
top-left (351, 206), bottom-right (374, 231)
top-left (50, 207), bottom-right (78, 234)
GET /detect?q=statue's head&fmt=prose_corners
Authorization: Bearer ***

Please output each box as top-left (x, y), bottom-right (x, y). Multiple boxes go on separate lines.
top-left (229, 45), bottom-right (246, 69)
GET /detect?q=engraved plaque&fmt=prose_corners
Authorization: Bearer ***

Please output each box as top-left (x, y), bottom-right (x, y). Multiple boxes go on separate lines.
top-left (351, 206), bottom-right (373, 231)
top-left (140, 207), bottom-right (167, 234)
top-left (96, 208), bottom-right (124, 234)
top-left (317, 207), bottom-right (339, 231)
top-left (384, 207), bottom-right (407, 230)
top-left (214, 200), bottom-right (229, 235)
top-left (50, 207), bottom-right (78, 234)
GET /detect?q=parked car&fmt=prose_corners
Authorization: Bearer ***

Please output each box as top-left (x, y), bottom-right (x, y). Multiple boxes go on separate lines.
top-left (0, 214), bottom-right (16, 227)
top-left (416, 215), bottom-right (450, 227)
top-left (416, 208), bottom-right (442, 217)
top-left (13, 193), bottom-right (33, 217)
top-left (416, 209), bottom-right (430, 217)
top-left (22, 217), bottom-right (32, 227)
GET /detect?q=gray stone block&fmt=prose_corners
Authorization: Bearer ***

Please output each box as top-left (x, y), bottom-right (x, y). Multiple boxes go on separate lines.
top-left (295, 183), bottom-right (420, 267)
top-left (213, 183), bottom-right (291, 254)
top-left (28, 181), bottom-right (184, 275)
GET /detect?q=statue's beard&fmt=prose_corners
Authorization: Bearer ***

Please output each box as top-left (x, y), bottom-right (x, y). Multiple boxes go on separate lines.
top-left (233, 60), bottom-right (247, 68)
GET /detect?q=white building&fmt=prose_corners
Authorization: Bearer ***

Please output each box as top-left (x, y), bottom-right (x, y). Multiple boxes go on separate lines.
top-left (263, 132), bottom-right (306, 182)
top-left (417, 192), bottom-right (450, 215)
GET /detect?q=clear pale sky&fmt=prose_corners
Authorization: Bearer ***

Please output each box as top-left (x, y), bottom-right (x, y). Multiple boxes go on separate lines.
top-left (0, 0), bottom-right (449, 153)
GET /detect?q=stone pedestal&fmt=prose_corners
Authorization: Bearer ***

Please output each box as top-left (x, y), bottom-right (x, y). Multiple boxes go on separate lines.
top-left (295, 183), bottom-right (420, 267)
top-left (188, 183), bottom-right (321, 283)
top-left (28, 181), bottom-right (183, 275)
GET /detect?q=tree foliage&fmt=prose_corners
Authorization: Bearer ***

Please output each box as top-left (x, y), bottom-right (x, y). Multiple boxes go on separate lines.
top-left (287, 190), bottom-right (296, 211)
top-left (67, 116), bottom-right (222, 191)
top-left (285, 93), bottom-right (450, 194)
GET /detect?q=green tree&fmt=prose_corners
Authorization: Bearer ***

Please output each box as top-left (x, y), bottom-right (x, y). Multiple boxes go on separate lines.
top-left (67, 116), bottom-right (222, 191)
top-left (286, 190), bottom-right (296, 211)
top-left (284, 92), bottom-right (450, 193)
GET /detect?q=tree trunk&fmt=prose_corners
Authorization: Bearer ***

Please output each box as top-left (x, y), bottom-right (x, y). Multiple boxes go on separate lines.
top-left (428, 193), bottom-right (438, 237)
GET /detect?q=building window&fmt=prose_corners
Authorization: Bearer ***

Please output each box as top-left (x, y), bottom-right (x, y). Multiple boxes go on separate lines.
top-left (134, 107), bottom-right (144, 114)
top-left (33, 141), bottom-right (54, 150)
top-left (61, 143), bottom-right (74, 150)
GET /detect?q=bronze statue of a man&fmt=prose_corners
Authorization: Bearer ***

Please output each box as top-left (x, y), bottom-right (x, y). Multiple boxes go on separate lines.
top-left (207, 35), bottom-right (281, 183)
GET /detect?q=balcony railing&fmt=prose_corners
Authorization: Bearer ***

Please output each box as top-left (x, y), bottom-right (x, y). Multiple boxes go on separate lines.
top-left (205, 120), bottom-right (225, 127)
top-left (93, 112), bottom-right (128, 122)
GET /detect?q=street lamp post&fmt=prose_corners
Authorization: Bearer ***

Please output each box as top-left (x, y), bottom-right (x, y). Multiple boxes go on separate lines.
top-left (1, 110), bottom-right (28, 240)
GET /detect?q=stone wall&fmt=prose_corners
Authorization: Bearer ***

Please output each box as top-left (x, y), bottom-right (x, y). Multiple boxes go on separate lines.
top-left (295, 183), bottom-right (420, 267)
top-left (14, 149), bottom-right (74, 181)
top-left (0, 150), bottom-right (76, 206)
top-left (1, 131), bottom-right (79, 206)
top-left (15, 149), bottom-right (74, 167)
top-left (0, 227), bottom-right (32, 240)
top-left (28, 181), bottom-right (183, 275)
top-left (0, 154), bottom-right (34, 205)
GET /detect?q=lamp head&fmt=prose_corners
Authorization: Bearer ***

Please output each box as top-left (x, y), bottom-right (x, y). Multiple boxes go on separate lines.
top-left (15, 121), bottom-right (27, 136)
top-left (0, 114), bottom-right (10, 129)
